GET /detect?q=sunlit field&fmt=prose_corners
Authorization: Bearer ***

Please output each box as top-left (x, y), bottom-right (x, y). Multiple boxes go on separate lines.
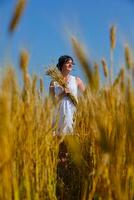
top-left (0, 1), bottom-right (134, 200)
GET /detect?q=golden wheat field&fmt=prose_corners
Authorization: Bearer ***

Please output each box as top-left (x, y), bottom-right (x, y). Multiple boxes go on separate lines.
top-left (0, 1), bottom-right (134, 200)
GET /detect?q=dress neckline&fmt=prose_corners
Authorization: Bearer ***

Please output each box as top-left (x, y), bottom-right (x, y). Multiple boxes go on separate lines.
top-left (64, 75), bottom-right (72, 84)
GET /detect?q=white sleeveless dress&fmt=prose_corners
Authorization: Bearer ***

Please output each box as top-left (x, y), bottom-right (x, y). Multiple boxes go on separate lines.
top-left (53, 75), bottom-right (78, 135)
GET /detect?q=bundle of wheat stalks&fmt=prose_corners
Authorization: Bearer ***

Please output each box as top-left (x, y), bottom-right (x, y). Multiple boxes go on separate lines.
top-left (46, 67), bottom-right (78, 106)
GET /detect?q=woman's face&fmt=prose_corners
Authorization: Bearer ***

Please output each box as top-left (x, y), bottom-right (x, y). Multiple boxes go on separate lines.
top-left (61, 59), bottom-right (73, 72)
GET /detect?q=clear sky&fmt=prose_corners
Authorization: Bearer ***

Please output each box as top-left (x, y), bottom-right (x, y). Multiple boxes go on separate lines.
top-left (0, 0), bottom-right (134, 92)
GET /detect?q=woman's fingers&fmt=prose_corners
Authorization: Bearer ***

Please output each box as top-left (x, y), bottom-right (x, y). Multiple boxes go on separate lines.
top-left (64, 88), bottom-right (70, 94)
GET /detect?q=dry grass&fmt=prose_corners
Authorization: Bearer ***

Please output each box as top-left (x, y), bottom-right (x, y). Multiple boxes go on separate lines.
top-left (0, 66), bottom-right (59, 200)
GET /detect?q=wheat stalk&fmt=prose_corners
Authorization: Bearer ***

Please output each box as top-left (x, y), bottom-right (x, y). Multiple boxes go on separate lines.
top-left (110, 25), bottom-right (116, 50)
top-left (113, 68), bottom-right (124, 88)
top-left (109, 25), bottom-right (116, 85)
top-left (39, 78), bottom-right (44, 94)
top-left (93, 62), bottom-right (100, 91)
top-left (101, 58), bottom-right (108, 78)
top-left (125, 44), bottom-right (132, 70)
top-left (71, 36), bottom-right (94, 88)
top-left (9, 0), bottom-right (27, 33)
top-left (20, 49), bottom-right (29, 73)
top-left (46, 67), bottom-right (78, 106)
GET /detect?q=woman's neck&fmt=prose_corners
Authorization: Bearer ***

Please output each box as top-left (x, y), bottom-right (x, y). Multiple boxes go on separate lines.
top-left (61, 71), bottom-right (70, 78)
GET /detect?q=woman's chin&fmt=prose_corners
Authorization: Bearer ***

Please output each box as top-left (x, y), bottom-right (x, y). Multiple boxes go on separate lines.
top-left (67, 68), bottom-right (72, 72)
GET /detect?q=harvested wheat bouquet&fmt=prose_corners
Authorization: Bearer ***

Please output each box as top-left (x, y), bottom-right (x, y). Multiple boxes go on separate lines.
top-left (46, 67), bottom-right (78, 107)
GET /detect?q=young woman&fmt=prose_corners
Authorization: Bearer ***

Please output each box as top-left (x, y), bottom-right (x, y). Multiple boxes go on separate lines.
top-left (49, 55), bottom-right (85, 135)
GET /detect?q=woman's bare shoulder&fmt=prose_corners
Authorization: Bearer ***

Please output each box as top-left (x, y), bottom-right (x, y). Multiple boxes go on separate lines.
top-left (76, 77), bottom-right (83, 84)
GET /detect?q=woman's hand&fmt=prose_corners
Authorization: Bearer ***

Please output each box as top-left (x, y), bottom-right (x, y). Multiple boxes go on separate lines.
top-left (55, 87), bottom-right (71, 102)
top-left (64, 88), bottom-right (71, 94)
top-left (58, 87), bottom-right (70, 98)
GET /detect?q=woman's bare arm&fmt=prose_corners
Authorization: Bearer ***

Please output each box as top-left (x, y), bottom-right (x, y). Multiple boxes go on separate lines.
top-left (76, 77), bottom-right (85, 93)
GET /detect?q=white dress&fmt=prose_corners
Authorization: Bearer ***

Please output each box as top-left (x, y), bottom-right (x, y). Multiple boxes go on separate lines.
top-left (53, 75), bottom-right (78, 135)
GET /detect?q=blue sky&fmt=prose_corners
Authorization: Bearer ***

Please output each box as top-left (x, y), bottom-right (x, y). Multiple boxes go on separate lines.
top-left (0, 0), bottom-right (134, 92)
